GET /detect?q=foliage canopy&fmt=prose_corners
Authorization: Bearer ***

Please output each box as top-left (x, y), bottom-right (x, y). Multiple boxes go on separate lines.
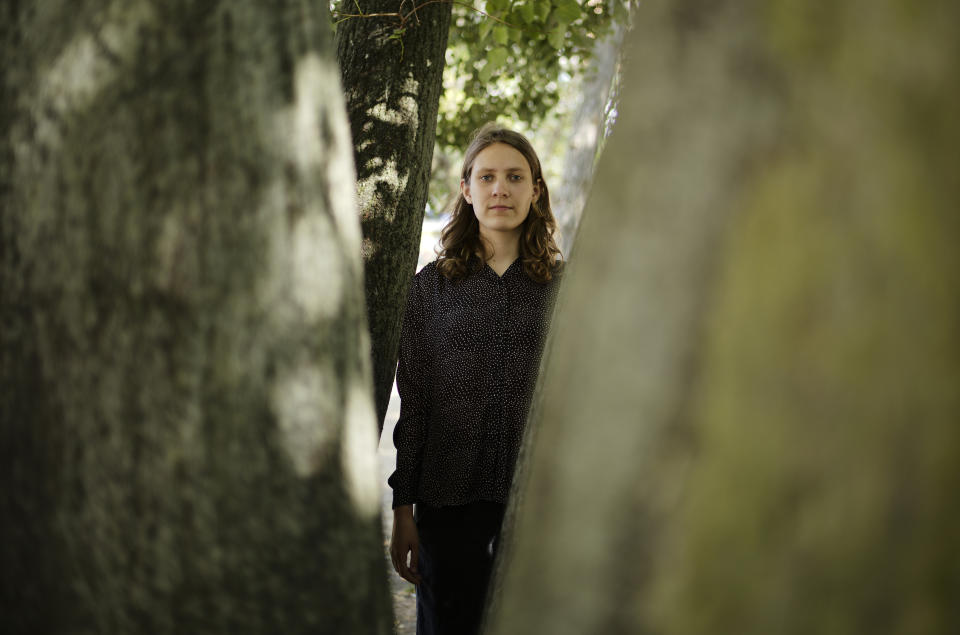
top-left (440, 0), bottom-right (625, 148)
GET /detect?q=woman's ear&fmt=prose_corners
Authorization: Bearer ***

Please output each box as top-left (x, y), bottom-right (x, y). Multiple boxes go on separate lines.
top-left (532, 179), bottom-right (541, 202)
top-left (460, 178), bottom-right (472, 204)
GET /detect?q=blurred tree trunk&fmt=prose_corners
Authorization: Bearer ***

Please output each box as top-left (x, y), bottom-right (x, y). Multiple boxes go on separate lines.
top-left (336, 2), bottom-right (452, 433)
top-left (551, 19), bottom-right (627, 256)
top-left (488, 0), bottom-right (960, 633)
top-left (0, 2), bottom-right (391, 633)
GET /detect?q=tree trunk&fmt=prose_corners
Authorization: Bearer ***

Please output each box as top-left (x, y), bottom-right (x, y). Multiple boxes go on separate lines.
top-left (335, 1), bottom-right (452, 433)
top-left (488, 0), bottom-right (960, 633)
top-left (551, 19), bottom-right (627, 257)
top-left (0, 2), bottom-right (391, 633)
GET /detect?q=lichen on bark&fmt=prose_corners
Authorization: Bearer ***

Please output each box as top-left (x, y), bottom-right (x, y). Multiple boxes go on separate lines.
top-left (335, 1), bottom-right (453, 432)
top-left (1, 2), bottom-right (392, 633)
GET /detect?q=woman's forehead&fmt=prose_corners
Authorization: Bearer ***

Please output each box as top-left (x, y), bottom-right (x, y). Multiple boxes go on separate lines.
top-left (472, 143), bottom-right (531, 172)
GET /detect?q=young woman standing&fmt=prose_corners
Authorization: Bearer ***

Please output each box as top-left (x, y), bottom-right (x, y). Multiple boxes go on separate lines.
top-left (388, 124), bottom-right (562, 635)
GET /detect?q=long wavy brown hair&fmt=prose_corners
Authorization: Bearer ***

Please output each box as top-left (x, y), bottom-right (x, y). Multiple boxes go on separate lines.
top-left (436, 123), bottom-right (562, 283)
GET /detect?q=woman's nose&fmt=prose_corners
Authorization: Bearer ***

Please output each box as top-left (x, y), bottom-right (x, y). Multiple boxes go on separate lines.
top-left (492, 178), bottom-right (507, 195)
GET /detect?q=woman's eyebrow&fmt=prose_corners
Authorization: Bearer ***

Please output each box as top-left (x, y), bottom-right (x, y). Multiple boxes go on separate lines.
top-left (475, 166), bottom-right (526, 173)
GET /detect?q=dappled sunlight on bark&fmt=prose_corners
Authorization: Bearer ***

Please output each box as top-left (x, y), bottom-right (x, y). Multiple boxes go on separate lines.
top-left (39, 2), bottom-right (155, 118)
top-left (342, 382), bottom-right (383, 519)
top-left (270, 359), bottom-right (339, 478)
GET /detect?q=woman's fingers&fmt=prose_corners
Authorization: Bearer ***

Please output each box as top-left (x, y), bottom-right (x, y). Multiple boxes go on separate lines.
top-left (403, 552), bottom-right (422, 585)
top-left (390, 541), bottom-right (413, 583)
top-left (390, 545), bottom-right (400, 576)
top-left (410, 542), bottom-right (420, 578)
top-left (395, 542), bottom-right (421, 585)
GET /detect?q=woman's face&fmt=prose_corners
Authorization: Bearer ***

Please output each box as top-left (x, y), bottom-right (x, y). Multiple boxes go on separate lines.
top-left (462, 142), bottom-right (540, 240)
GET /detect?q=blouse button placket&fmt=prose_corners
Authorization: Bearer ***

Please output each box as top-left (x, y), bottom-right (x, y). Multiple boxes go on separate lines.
top-left (497, 274), bottom-right (509, 440)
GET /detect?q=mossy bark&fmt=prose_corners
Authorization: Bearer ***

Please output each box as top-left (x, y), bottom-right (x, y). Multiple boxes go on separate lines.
top-left (488, 0), bottom-right (960, 633)
top-left (0, 2), bottom-right (391, 633)
top-left (335, 1), bottom-right (452, 432)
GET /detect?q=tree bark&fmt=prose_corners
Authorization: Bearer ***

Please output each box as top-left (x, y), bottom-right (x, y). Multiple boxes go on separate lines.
top-left (551, 19), bottom-right (627, 257)
top-left (0, 2), bottom-right (391, 633)
top-left (335, 1), bottom-right (452, 433)
top-left (488, 0), bottom-right (960, 633)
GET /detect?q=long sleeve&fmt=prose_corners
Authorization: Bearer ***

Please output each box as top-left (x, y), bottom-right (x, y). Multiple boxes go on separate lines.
top-left (387, 270), bottom-right (429, 508)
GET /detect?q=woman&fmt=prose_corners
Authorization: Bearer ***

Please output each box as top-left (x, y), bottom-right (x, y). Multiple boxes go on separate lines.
top-left (388, 124), bottom-right (562, 634)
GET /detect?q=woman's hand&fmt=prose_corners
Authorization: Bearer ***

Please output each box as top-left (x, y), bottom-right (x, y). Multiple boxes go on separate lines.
top-left (390, 505), bottom-right (422, 585)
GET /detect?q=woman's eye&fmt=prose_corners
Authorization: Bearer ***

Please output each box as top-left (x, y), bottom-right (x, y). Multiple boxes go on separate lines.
top-left (509, 174), bottom-right (522, 181)
top-left (480, 175), bottom-right (492, 182)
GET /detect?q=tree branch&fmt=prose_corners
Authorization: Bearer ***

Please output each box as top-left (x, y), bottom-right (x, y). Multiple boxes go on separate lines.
top-left (333, 0), bottom-right (518, 30)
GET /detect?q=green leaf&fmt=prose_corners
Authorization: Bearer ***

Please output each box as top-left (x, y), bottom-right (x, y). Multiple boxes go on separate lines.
top-left (487, 46), bottom-right (510, 70)
top-left (479, 63), bottom-right (494, 83)
top-left (547, 26), bottom-right (566, 50)
top-left (515, 0), bottom-right (536, 23)
top-left (486, 0), bottom-right (510, 12)
top-left (535, 0), bottom-right (551, 22)
top-left (493, 25), bottom-right (509, 45)
top-left (553, 0), bottom-right (582, 23)
top-left (479, 17), bottom-right (495, 40)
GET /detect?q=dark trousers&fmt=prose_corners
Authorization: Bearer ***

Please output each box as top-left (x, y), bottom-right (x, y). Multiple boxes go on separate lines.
top-left (415, 501), bottom-right (506, 635)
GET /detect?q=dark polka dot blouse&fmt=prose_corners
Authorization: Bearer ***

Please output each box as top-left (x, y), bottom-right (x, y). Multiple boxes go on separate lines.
top-left (388, 258), bottom-right (561, 508)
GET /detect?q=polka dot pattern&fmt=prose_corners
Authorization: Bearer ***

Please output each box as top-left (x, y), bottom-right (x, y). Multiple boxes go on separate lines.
top-left (388, 259), bottom-right (560, 508)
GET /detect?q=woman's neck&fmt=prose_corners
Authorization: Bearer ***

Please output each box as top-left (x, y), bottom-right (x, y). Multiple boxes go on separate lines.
top-left (480, 229), bottom-right (521, 276)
